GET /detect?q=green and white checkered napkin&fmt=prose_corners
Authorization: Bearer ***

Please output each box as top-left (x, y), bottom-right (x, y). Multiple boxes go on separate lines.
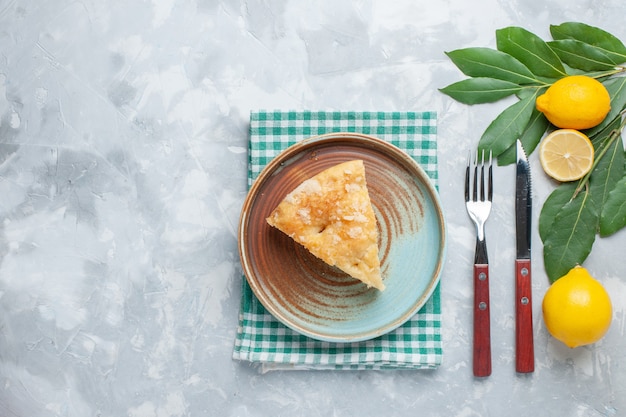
top-left (232, 110), bottom-right (441, 371)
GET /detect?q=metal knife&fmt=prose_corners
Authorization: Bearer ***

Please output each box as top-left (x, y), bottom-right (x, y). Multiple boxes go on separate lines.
top-left (515, 140), bottom-right (534, 373)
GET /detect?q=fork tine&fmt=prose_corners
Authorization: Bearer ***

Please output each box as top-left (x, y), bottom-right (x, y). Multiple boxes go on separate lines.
top-left (465, 151), bottom-right (471, 202)
top-left (488, 150), bottom-right (493, 202)
top-left (480, 150), bottom-right (486, 202)
top-left (472, 151), bottom-right (478, 202)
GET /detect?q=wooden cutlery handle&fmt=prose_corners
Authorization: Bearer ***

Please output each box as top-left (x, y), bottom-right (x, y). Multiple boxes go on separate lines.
top-left (515, 259), bottom-right (534, 373)
top-left (473, 263), bottom-right (491, 377)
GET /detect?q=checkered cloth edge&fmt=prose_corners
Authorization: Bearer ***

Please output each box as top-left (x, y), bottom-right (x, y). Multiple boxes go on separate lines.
top-left (233, 110), bottom-right (441, 371)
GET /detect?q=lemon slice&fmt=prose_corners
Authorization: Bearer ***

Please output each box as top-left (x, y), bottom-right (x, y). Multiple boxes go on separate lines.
top-left (539, 129), bottom-right (594, 182)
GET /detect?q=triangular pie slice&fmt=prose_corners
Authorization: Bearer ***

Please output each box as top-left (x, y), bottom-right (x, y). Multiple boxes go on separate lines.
top-left (266, 159), bottom-right (385, 291)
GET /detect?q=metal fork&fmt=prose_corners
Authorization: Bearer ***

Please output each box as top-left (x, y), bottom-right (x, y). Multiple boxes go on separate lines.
top-left (465, 150), bottom-right (493, 377)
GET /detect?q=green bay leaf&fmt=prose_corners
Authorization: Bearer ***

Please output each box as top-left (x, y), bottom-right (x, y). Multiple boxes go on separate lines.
top-left (496, 26), bottom-right (566, 79)
top-left (550, 22), bottom-right (626, 65)
top-left (589, 135), bottom-right (625, 228)
top-left (439, 78), bottom-right (521, 104)
top-left (539, 182), bottom-right (578, 242)
top-left (496, 106), bottom-right (549, 166)
top-left (600, 174), bottom-right (626, 236)
top-left (445, 47), bottom-right (537, 84)
top-left (547, 39), bottom-right (619, 71)
top-left (477, 93), bottom-right (535, 157)
top-left (542, 189), bottom-right (598, 283)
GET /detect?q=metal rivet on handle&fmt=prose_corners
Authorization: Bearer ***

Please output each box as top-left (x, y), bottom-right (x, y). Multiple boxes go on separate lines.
top-left (479, 272), bottom-right (487, 281)
top-left (521, 297), bottom-right (529, 305)
top-left (521, 267), bottom-right (529, 276)
top-left (479, 302), bottom-right (487, 310)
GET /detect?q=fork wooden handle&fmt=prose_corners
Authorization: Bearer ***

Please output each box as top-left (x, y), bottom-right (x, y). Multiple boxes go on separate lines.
top-left (515, 259), bottom-right (534, 373)
top-left (473, 263), bottom-right (491, 377)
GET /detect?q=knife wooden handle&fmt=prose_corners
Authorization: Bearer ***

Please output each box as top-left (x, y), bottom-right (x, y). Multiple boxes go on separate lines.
top-left (515, 259), bottom-right (534, 373)
top-left (473, 263), bottom-right (491, 377)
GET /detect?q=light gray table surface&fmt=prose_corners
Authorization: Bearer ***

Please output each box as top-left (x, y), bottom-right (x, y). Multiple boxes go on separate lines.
top-left (1, 1), bottom-right (625, 416)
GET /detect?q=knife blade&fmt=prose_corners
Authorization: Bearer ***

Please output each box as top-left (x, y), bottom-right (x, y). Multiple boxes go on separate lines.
top-left (515, 140), bottom-right (534, 373)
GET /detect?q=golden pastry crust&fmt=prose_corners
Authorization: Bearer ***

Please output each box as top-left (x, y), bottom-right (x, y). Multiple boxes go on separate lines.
top-left (266, 159), bottom-right (384, 291)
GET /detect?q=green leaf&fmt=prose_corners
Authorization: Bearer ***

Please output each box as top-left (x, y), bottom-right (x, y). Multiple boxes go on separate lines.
top-left (496, 26), bottom-right (566, 78)
top-left (445, 47), bottom-right (538, 84)
top-left (585, 76), bottom-right (626, 137)
top-left (600, 174), bottom-right (626, 236)
top-left (477, 92), bottom-right (536, 157)
top-left (589, 134), bottom-right (625, 228)
top-left (547, 39), bottom-right (618, 71)
top-left (496, 107), bottom-right (550, 166)
top-left (439, 78), bottom-right (521, 104)
top-left (550, 22), bottom-right (626, 65)
top-left (542, 189), bottom-right (598, 283)
top-left (588, 111), bottom-right (625, 144)
top-left (539, 182), bottom-right (578, 242)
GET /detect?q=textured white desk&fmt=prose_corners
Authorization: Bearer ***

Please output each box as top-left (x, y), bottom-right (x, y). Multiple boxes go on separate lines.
top-left (0, 1), bottom-right (624, 416)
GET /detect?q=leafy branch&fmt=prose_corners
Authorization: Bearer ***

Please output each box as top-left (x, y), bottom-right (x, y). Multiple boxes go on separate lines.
top-left (539, 111), bottom-right (626, 282)
top-left (441, 22), bottom-right (626, 282)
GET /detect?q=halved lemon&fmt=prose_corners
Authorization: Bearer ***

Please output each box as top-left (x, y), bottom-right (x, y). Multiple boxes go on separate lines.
top-left (539, 129), bottom-right (594, 182)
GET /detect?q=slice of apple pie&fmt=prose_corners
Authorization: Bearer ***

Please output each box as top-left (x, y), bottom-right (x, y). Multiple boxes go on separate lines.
top-left (266, 159), bottom-right (384, 291)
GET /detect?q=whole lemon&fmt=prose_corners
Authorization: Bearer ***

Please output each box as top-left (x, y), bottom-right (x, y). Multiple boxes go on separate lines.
top-left (536, 75), bottom-right (611, 130)
top-left (542, 265), bottom-right (612, 348)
